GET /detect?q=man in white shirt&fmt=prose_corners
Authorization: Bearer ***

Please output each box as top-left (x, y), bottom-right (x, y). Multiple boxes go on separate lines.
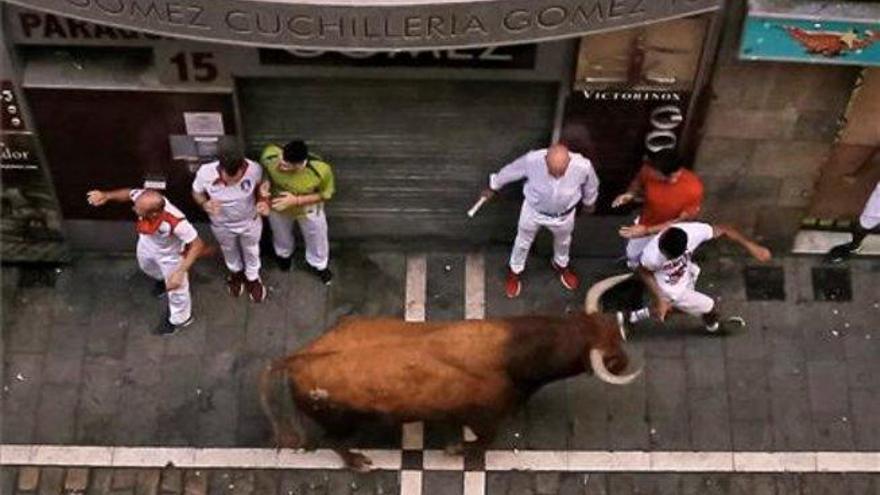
top-left (192, 151), bottom-right (267, 302)
top-left (86, 188), bottom-right (205, 335)
top-left (482, 143), bottom-right (600, 298)
top-left (826, 179), bottom-right (880, 263)
top-left (626, 222), bottom-right (771, 333)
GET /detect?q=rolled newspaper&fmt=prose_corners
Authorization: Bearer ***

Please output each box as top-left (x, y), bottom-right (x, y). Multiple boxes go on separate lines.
top-left (467, 196), bottom-right (489, 218)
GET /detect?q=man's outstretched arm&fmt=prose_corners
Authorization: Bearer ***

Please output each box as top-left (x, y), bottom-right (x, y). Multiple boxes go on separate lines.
top-left (713, 224), bottom-right (772, 262)
top-left (86, 188), bottom-right (133, 207)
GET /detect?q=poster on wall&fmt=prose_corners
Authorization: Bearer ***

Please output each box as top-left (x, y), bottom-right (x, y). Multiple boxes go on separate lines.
top-left (741, 17), bottom-right (880, 66)
top-left (1, 80), bottom-right (67, 262)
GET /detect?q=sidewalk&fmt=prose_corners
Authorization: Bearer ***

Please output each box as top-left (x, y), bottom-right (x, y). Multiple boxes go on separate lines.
top-left (1, 247), bottom-right (878, 493)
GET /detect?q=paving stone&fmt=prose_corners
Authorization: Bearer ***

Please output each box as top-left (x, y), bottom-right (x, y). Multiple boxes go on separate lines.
top-left (6, 290), bottom-right (54, 353)
top-left (646, 357), bottom-right (689, 449)
top-left (769, 388), bottom-right (814, 450)
top-left (775, 473), bottom-right (802, 495)
top-left (730, 474), bottom-right (776, 495)
top-left (43, 324), bottom-right (87, 383)
top-left (85, 468), bottom-right (113, 495)
top-left (2, 467), bottom-right (16, 495)
top-left (113, 470), bottom-right (137, 491)
top-left (159, 469), bottom-right (182, 495)
top-left (164, 319), bottom-right (208, 359)
top-left (607, 474), bottom-right (679, 495)
top-left (812, 412), bottom-right (855, 450)
top-left (63, 469), bottom-right (90, 493)
top-left (568, 376), bottom-right (609, 449)
top-left (562, 473), bottom-right (606, 495)
top-left (183, 471), bottom-right (207, 495)
top-left (250, 471), bottom-right (278, 495)
top-left (80, 356), bottom-right (125, 416)
top-left (196, 385), bottom-right (239, 447)
top-left (731, 419), bottom-right (774, 451)
top-left (680, 474), bottom-right (731, 495)
top-left (606, 360), bottom-right (649, 450)
top-left (850, 388), bottom-right (880, 450)
top-left (3, 353), bottom-right (43, 443)
top-left (34, 383), bottom-right (78, 443)
top-left (134, 470), bottom-right (160, 495)
top-left (18, 467), bottom-right (40, 492)
top-left (426, 254), bottom-right (465, 321)
top-left (688, 387), bottom-right (732, 450)
top-left (86, 301), bottom-right (131, 359)
top-left (115, 385), bottom-right (160, 446)
top-left (38, 468), bottom-right (64, 495)
top-left (526, 380), bottom-right (569, 449)
top-left (423, 472), bottom-right (463, 495)
top-left (726, 359), bottom-right (770, 422)
top-left (807, 361), bottom-right (850, 416)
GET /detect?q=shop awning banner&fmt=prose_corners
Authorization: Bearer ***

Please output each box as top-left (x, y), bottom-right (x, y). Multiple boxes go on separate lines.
top-left (1, 0), bottom-right (721, 50)
top-left (741, 16), bottom-right (880, 66)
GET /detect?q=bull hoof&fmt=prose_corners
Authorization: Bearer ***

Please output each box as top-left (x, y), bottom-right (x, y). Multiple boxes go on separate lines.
top-left (444, 442), bottom-right (464, 456)
top-left (273, 431), bottom-right (301, 450)
top-left (341, 451), bottom-right (373, 472)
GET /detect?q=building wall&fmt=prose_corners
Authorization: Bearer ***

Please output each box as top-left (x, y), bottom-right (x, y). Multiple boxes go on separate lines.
top-left (694, 0), bottom-right (860, 250)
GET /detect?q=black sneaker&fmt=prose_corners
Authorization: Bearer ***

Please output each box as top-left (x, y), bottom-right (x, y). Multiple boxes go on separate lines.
top-left (825, 243), bottom-right (859, 264)
top-left (151, 280), bottom-right (167, 298)
top-left (276, 255), bottom-right (293, 272)
top-left (317, 268), bottom-right (333, 285)
top-left (157, 314), bottom-right (194, 336)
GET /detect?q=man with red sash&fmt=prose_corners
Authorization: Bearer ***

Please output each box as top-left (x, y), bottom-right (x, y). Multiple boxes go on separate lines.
top-left (87, 187), bottom-right (205, 335)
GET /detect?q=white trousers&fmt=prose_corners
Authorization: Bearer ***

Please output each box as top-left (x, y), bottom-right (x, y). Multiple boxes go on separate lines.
top-left (662, 264), bottom-right (715, 316)
top-left (509, 201), bottom-right (576, 274)
top-left (211, 217), bottom-right (262, 281)
top-left (268, 207), bottom-right (329, 270)
top-left (136, 245), bottom-right (191, 325)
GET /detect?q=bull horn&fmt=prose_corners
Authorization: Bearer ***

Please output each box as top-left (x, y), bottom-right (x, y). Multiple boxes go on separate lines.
top-left (589, 348), bottom-right (642, 385)
top-left (584, 273), bottom-right (634, 314)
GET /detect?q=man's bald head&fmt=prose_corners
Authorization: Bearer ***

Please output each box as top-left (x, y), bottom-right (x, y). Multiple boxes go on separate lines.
top-left (545, 143), bottom-right (571, 178)
top-left (133, 189), bottom-right (165, 218)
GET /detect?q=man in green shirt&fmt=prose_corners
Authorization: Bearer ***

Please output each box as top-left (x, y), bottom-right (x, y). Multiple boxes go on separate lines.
top-left (259, 140), bottom-right (336, 284)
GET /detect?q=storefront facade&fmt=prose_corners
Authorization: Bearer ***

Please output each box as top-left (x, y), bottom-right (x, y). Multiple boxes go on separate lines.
top-left (1, 0), bottom-right (726, 256)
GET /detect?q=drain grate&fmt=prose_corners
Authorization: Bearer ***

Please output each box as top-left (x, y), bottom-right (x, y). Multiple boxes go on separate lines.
top-left (811, 266), bottom-right (852, 302)
top-left (743, 265), bottom-right (786, 301)
top-left (17, 265), bottom-right (59, 288)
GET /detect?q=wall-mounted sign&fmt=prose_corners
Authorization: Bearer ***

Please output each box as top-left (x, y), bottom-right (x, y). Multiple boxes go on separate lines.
top-left (259, 45), bottom-right (537, 69)
top-left (741, 17), bottom-right (880, 66)
top-left (1, 81), bottom-right (28, 131)
top-left (0, 133), bottom-right (40, 170)
top-left (4, 0), bottom-right (721, 50)
top-left (184, 111), bottom-right (225, 136)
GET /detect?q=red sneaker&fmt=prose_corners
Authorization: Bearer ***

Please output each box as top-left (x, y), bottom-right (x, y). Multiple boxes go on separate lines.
top-left (226, 271), bottom-right (245, 297)
top-left (246, 278), bottom-right (267, 303)
top-left (505, 269), bottom-right (522, 299)
top-left (552, 262), bottom-right (580, 291)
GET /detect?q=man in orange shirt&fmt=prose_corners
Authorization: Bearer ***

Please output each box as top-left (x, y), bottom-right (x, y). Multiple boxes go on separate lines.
top-left (612, 148), bottom-right (704, 268)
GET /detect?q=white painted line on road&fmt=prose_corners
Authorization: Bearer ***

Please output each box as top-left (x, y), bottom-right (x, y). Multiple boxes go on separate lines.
top-left (465, 253), bottom-right (485, 320)
top-left (3, 446), bottom-right (880, 472)
top-left (400, 470), bottom-right (423, 495)
top-left (403, 255), bottom-right (427, 464)
top-left (732, 452), bottom-right (817, 472)
top-left (650, 451), bottom-right (733, 472)
top-left (463, 471), bottom-right (486, 495)
top-left (423, 450), bottom-right (464, 471)
top-left (402, 422), bottom-right (424, 451)
top-left (405, 254), bottom-right (427, 323)
top-left (816, 452), bottom-right (880, 472)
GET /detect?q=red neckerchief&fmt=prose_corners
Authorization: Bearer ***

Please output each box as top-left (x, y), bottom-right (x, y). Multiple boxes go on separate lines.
top-left (136, 211), bottom-right (181, 235)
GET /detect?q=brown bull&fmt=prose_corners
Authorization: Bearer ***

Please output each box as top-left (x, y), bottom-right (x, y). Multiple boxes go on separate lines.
top-left (260, 311), bottom-right (639, 471)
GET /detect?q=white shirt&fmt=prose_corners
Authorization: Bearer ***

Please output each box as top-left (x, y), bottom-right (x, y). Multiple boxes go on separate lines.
top-left (130, 189), bottom-right (199, 258)
top-left (859, 180), bottom-right (880, 230)
top-left (640, 222), bottom-right (715, 295)
top-left (489, 149), bottom-right (600, 216)
top-left (192, 159), bottom-right (263, 231)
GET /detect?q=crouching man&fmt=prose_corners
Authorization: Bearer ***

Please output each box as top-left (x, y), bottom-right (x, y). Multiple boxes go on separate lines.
top-left (87, 188), bottom-right (204, 335)
top-left (626, 222), bottom-right (771, 333)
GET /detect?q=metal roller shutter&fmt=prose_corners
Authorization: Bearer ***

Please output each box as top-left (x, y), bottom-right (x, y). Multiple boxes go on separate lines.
top-left (238, 78), bottom-right (557, 244)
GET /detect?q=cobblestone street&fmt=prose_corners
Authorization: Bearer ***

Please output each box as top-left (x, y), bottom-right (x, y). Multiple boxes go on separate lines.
top-left (2, 247), bottom-right (879, 493)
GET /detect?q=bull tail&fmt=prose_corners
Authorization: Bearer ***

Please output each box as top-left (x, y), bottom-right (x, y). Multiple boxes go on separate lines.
top-left (258, 358), bottom-right (302, 449)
